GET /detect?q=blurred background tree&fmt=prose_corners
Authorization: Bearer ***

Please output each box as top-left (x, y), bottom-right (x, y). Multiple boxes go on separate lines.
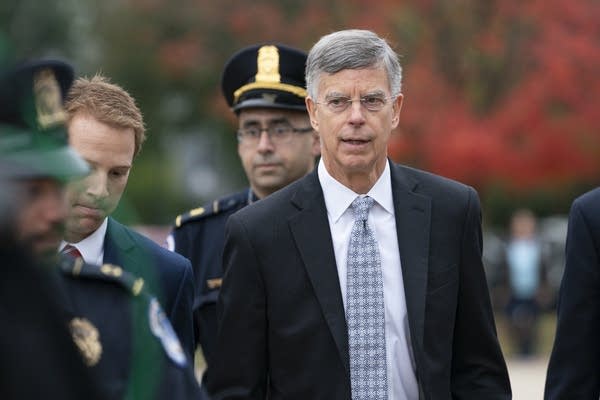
top-left (2, 0), bottom-right (599, 229)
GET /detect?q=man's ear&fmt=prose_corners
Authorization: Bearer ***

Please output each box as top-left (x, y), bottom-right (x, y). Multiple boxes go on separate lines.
top-left (306, 97), bottom-right (319, 131)
top-left (391, 94), bottom-right (403, 128)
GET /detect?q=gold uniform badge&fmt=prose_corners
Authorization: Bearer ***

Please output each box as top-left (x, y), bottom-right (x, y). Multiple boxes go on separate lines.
top-left (69, 317), bottom-right (102, 366)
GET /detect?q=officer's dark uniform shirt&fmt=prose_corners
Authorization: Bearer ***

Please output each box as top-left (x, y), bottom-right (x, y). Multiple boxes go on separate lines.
top-left (55, 254), bottom-right (201, 400)
top-left (0, 242), bottom-right (103, 400)
top-left (168, 188), bottom-right (257, 364)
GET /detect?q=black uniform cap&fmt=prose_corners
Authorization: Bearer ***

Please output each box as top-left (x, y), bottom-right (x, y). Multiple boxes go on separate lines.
top-left (0, 58), bottom-right (89, 180)
top-left (221, 43), bottom-right (308, 113)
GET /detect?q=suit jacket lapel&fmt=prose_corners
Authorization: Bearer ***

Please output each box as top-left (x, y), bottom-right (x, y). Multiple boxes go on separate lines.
top-left (286, 165), bottom-right (431, 378)
top-left (288, 172), bottom-right (350, 375)
top-left (390, 162), bottom-right (431, 369)
top-left (104, 218), bottom-right (142, 277)
top-left (104, 218), bottom-right (165, 306)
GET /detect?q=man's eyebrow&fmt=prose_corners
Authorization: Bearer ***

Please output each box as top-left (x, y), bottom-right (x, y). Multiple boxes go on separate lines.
top-left (266, 117), bottom-right (290, 125)
top-left (241, 120), bottom-right (261, 127)
top-left (362, 90), bottom-right (386, 97)
top-left (324, 92), bottom-right (348, 100)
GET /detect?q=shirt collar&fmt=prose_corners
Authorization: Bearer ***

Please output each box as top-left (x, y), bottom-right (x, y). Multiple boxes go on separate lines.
top-left (247, 188), bottom-right (259, 205)
top-left (369, 161), bottom-right (394, 215)
top-left (60, 217), bottom-right (108, 264)
top-left (318, 159), bottom-right (394, 223)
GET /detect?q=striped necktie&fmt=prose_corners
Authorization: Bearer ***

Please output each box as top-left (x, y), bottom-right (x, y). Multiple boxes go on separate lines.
top-left (61, 244), bottom-right (82, 260)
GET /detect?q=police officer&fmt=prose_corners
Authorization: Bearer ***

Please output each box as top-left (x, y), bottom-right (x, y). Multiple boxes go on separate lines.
top-left (0, 57), bottom-right (202, 399)
top-left (168, 43), bottom-right (320, 369)
top-left (0, 50), bottom-right (103, 400)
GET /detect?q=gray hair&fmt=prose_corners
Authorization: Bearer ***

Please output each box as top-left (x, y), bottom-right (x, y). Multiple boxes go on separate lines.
top-left (305, 29), bottom-right (402, 99)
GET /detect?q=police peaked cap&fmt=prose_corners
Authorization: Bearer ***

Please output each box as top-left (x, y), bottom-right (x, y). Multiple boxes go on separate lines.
top-left (0, 58), bottom-right (89, 180)
top-left (221, 43), bottom-right (308, 113)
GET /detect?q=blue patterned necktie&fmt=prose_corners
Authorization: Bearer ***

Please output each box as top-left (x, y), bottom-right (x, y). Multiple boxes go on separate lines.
top-left (346, 196), bottom-right (388, 400)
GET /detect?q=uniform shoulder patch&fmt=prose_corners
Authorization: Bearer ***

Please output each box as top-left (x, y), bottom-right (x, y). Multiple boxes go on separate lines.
top-left (59, 256), bottom-right (145, 296)
top-left (148, 297), bottom-right (187, 367)
top-left (174, 206), bottom-right (207, 228)
top-left (174, 189), bottom-right (250, 228)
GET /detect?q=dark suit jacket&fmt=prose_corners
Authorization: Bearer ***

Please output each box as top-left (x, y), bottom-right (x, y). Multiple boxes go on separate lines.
top-left (545, 187), bottom-right (600, 399)
top-left (207, 162), bottom-right (511, 400)
top-left (103, 217), bottom-right (196, 359)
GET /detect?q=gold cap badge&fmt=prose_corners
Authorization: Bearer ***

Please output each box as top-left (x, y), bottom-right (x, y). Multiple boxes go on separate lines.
top-left (69, 317), bottom-right (102, 366)
top-left (232, 45), bottom-right (307, 104)
top-left (255, 45), bottom-right (280, 84)
top-left (33, 68), bottom-right (67, 130)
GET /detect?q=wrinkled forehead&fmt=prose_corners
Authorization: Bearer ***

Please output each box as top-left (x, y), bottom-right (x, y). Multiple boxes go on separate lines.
top-left (316, 66), bottom-right (391, 97)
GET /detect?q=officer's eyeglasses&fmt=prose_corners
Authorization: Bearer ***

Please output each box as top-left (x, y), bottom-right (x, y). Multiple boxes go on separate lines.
top-left (315, 94), bottom-right (395, 114)
top-left (236, 122), bottom-right (313, 146)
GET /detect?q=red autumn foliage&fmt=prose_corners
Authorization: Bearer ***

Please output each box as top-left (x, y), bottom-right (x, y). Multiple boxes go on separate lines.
top-left (132, 0), bottom-right (600, 197)
top-left (389, 0), bottom-right (600, 194)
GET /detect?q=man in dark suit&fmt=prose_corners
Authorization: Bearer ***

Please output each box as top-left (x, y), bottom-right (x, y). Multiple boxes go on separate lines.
top-left (168, 43), bottom-right (320, 369)
top-left (61, 75), bottom-right (196, 359)
top-left (207, 29), bottom-right (511, 399)
top-left (545, 187), bottom-right (600, 398)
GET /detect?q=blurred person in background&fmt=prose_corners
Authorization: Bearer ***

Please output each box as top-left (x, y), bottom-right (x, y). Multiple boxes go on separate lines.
top-left (167, 43), bottom-right (320, 372)
top-left (545, 188), bottom-right (600, 399)
top-left (0, 54), bottom-right (102, 400)
top-left (62, 75), bottom-right (196, 360)
top-left (0, 56), bottom-right (202, 400)
top-left (500, 208), bottom-right (549, 358)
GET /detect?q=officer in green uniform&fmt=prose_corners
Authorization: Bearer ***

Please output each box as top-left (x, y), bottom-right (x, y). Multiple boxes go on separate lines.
top-left (0, 56), bottom-right (202, 399)
top-left (167, 43), bottom-right (320, 371)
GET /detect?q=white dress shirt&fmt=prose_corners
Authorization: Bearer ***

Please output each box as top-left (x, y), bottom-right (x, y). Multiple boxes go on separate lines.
top-left (59, 217), bottom-right (108, 266)
top-left (318, 159), bottom-right (418, 400)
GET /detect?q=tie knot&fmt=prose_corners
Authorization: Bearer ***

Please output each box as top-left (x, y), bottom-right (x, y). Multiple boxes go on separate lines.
top-left (61, 244), bottom-right (82, 260)
top-left (351, 196), bottom-right (374, 222)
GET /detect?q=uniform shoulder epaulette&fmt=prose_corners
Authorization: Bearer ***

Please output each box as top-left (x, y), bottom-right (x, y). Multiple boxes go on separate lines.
top-left (59, 256), bottom-right (146, 296)
top-left (174, 190), bottom-right (249, 228)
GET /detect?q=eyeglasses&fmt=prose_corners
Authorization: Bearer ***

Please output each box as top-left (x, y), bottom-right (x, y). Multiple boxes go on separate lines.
top-left (315, 94), bottom-right (395, 113)
top-left (236, 122), bottom-right (313, 146)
